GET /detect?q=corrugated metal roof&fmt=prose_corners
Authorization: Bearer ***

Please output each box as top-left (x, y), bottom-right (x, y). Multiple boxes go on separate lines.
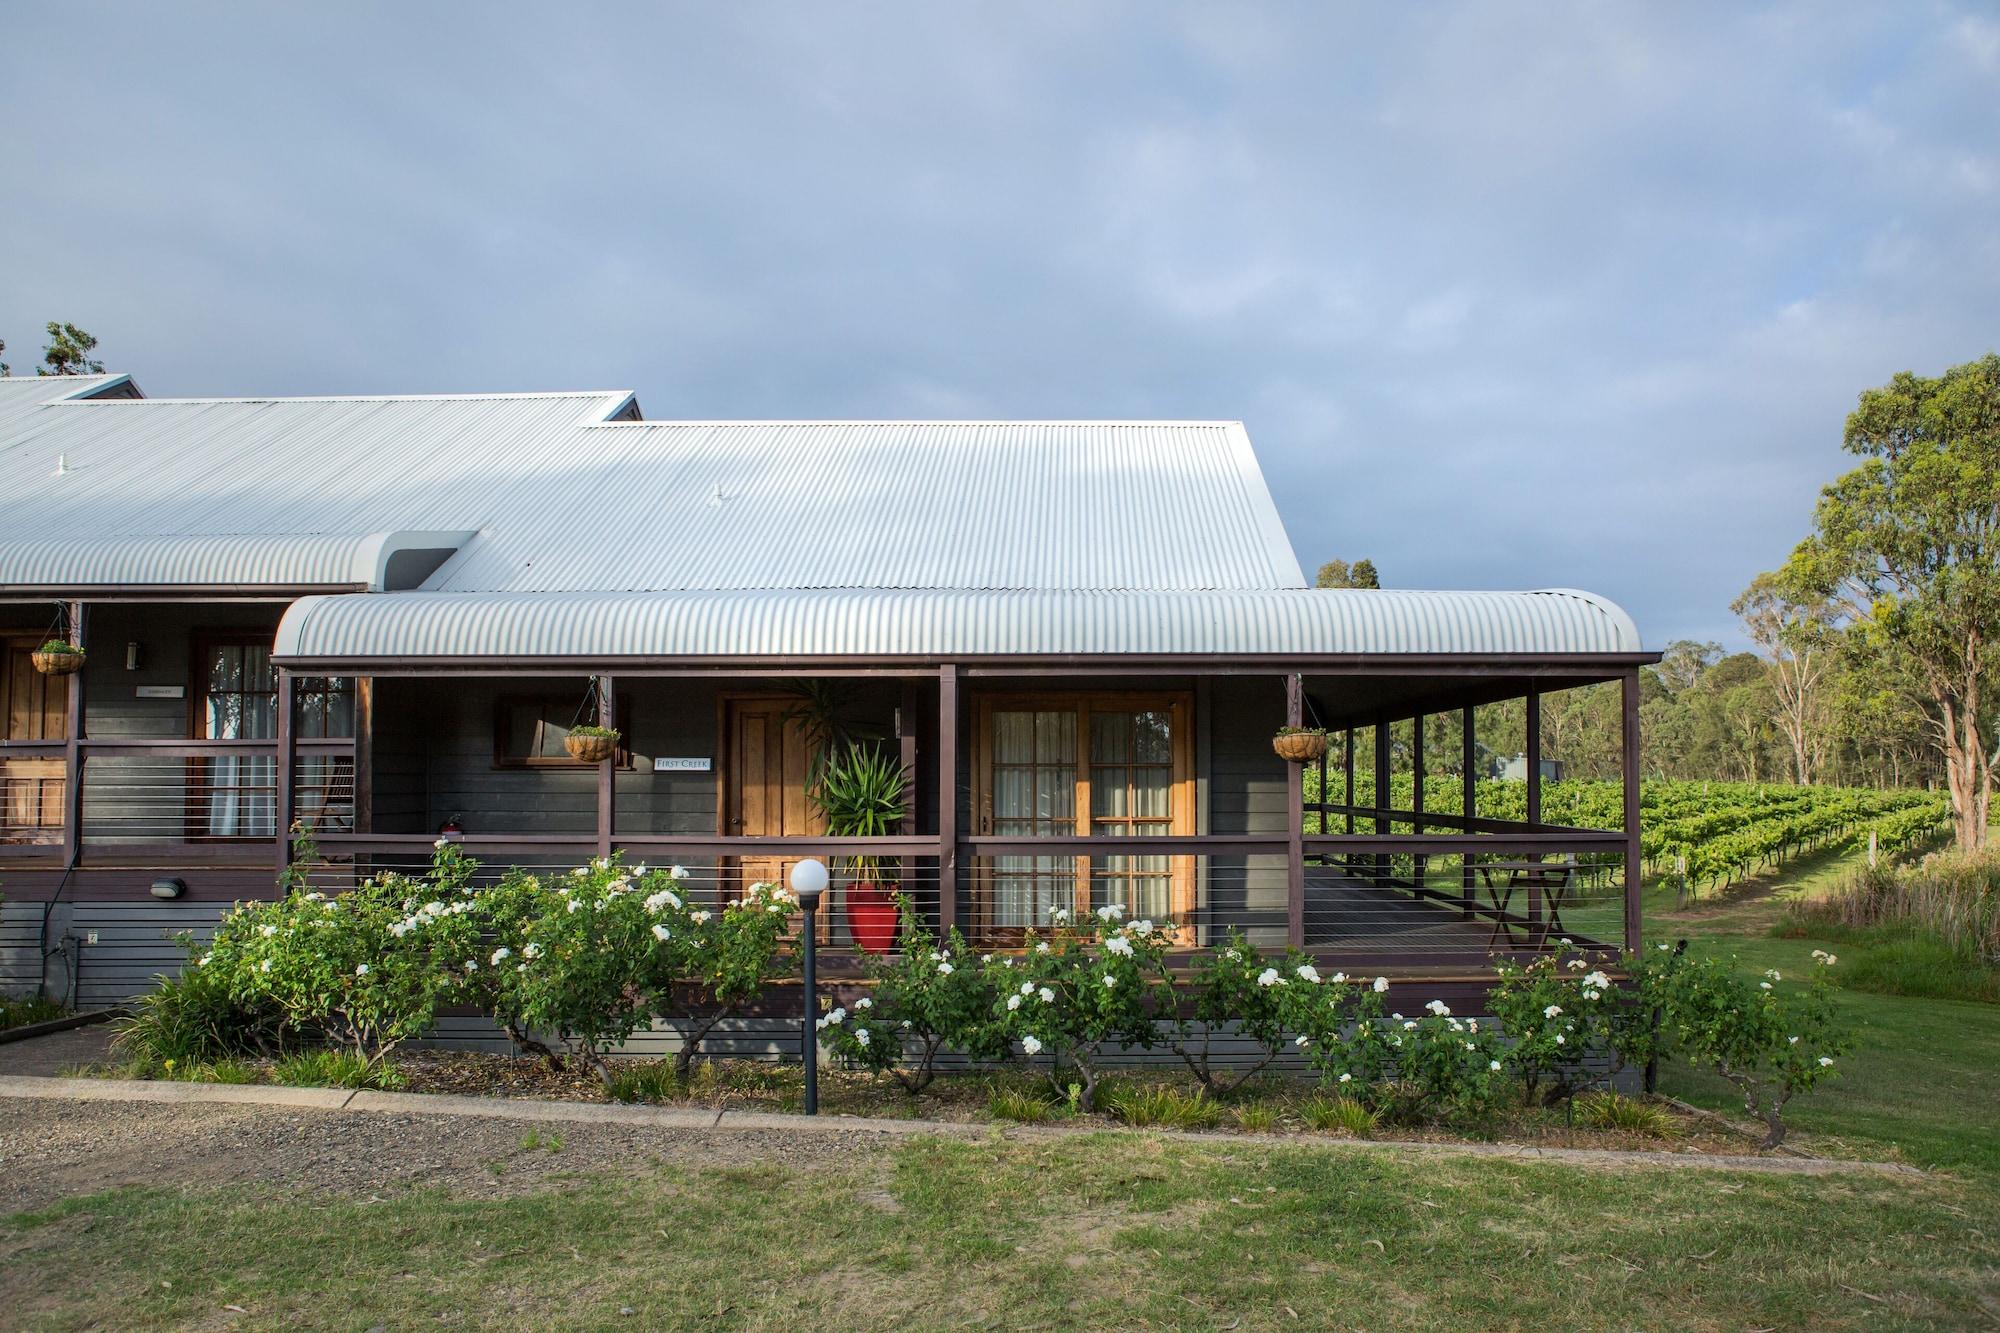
top-left (273, 588), bottom-right (1644, 661)
top-left (0, 531), bottom-right (477, 591)
top-left (0, 383), bottom-right (1305, 591)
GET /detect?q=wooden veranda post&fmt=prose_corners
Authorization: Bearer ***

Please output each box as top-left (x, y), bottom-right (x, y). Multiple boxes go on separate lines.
top-left (275, 669), bottom-right (296, 871)
top-left (61, 601), bottom-right (86, 868)
top-left (1525, 687), bottom-right (1543, 933)
top-left (937, 664), bottom-right (958, 938)
top-left (1285, 673), bottom-right (1304, 946)
top-left (1622, 669), bottom-right (1643, 953)
top-left (596, 675), bottom-right (616, 858)
top-left (1461, 704), bottom-right (1476, 919)
top-left (1412, 713), bottom-right (1427, 888)
top-left (1372, 713), bottom-right (1390, 885)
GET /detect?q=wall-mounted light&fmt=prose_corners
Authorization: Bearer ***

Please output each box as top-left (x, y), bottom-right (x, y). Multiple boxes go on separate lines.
top-left (125, 641), bottom-right (142, 671)
top-left (149, 878), bottom-right (186, 900)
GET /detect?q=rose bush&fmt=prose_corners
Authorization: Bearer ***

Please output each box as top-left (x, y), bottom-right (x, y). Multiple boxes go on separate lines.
top-left (986, 904), bottom-right (1173, 1112)
top-left (816, 898), bottom-right (1007, 1093)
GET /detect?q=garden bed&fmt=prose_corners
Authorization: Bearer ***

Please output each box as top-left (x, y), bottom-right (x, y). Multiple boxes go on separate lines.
top-left (76, 1049), bottom-right (1772, 1158)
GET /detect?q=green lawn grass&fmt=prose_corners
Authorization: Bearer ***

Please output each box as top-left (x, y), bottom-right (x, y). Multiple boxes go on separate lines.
top-left (4, 1137), bottom-right (1995, 1330)
top-left (5, 841), bottom-right (1999, 1330)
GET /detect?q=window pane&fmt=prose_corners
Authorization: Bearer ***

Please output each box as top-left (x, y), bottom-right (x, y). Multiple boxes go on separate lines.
top-left (1092, 767), bottom-right (1129, 820)
top-left (994, 711), bottom-right (1033, 764)
top-left (1090, 710), bottom-right (1130, 763)
top-left (1034, 710), bottom-right (1074, 764)
top-left (1132, 711), bottom-right (1172, 764)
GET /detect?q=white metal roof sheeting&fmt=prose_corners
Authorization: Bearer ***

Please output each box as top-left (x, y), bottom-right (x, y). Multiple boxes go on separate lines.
top-left (274, 588), bottom-right (1644, 661)
top-left (0, 530), bottom-right (477, 591)
top-left (0, 382), bottom-right (1305, 592)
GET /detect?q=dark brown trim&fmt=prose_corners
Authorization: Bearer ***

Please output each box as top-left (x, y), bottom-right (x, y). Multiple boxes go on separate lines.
top-left (1284, 673), bottom-right (1303, 946)
top-left (596, 674), bottom-right (615, 857)
top-left (270, 651), bottom-right (1663, 677)
top-left (1622, 667), bottom-right (1643, 954)
top-left (937, 663), bottom-right (958, 934)
top-left (62, 601), bottom-right (86, 865)
top-left (0, 584), bottom-right (366, 602)
top-left (275, 670), bottom-right (295, 869)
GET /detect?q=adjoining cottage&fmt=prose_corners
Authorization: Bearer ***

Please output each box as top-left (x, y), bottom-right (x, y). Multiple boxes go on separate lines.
top-left (0, 372), bottom-right (1653, 1013)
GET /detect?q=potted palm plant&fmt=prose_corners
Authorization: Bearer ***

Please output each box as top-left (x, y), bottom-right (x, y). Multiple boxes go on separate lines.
top-left (813, 741), bottom-right (912, 952)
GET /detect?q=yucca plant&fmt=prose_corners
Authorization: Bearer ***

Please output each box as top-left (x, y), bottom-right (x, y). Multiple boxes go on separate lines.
top-left (812, 742), bottom-right (912, 883)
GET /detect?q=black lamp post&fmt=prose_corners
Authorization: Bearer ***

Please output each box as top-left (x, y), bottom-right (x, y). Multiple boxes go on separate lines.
top-left (789, 857), bottom-right (829, 1115)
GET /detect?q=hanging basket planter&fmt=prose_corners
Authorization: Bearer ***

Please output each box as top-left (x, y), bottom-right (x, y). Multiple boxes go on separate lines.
top-left (564, 726), bottom-right (620, 763)
top-left (1271, 728), bottom-right (1329, 763)
top-left (31, 642), bottom-right (85, 677)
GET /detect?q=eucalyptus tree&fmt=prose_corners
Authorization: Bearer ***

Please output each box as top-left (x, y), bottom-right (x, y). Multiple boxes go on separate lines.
top-left (1781, 355), bottom-right (1999, 849)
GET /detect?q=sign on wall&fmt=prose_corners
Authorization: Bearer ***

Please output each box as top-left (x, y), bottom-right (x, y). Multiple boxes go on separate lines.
top-left (654, 756), bottom-right (712, 772)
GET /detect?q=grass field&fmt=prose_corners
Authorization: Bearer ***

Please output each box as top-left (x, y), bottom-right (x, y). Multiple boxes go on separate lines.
top-left (4, 842), bottom-right (1998, 1330)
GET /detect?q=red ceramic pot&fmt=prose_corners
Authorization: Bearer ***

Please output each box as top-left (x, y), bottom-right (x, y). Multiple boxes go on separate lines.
top-left (845, 881), bottom-right (899, 953)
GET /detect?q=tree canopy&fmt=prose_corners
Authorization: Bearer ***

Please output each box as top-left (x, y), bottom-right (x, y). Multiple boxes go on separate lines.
top-left (38, 322), bottom-right (103, 376)
top-left (1776, 354), bottom-right (1999, 847)
top-left (1315, 558), bottom-right (1380, 589)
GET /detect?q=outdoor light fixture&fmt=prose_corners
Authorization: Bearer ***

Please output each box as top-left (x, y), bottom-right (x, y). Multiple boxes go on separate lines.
top-left (149, 878), bottom-right (186, 900)
top-left (789, 857), bottom-right (830, 1115)
top-left (125, 641), bottom-right (141, 671)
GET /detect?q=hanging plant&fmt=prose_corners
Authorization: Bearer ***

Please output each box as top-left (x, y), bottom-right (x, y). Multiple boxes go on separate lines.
top-left (564, 724), bottom-right (620, 764)
top-left (32, 639), bottom-right (85, 677)
top-left (1272, 726), bottom-right (1329, 763)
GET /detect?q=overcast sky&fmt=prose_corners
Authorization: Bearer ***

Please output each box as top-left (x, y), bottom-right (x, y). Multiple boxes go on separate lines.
top-left (4, 4), bottom-right (1995, 647)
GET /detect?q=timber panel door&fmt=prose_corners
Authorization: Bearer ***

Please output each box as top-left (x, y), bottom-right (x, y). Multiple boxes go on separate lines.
top-left (1, 638), bottom-right (67, 843)
top-left (721, 697), bottom-right (824, 899)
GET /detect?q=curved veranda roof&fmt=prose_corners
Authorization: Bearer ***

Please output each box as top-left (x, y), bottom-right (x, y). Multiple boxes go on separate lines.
top-left (273, 587), bottom-right (1644, 665)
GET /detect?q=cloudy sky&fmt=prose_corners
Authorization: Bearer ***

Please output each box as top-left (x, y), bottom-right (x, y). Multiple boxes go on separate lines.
top-left (4, 4), bottom-right (1995, 647)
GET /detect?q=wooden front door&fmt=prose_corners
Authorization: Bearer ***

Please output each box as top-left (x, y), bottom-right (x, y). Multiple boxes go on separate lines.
top-left (2, 638), bottom-right (68, 842)
top-left (720, 697), bottom-right (824, 900)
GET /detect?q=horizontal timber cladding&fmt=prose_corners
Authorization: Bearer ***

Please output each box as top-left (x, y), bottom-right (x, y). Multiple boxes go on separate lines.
top-left (0, 901), bottom-right (40, 996)
top-left (45, 900), bottom-right (229, 1010)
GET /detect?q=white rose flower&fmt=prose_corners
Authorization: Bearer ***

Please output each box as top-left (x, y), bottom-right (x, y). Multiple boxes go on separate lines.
top-left (355, 963), bottom-right (369, 976)
top-left (1021, 1035), bottom-right (1042, 1056)
top-left (670, 865), bottom-right (687, 879)
top-left (1295, 964), bottom-right (1321, 984)
top-left (854, 997), bottom-right (873, 1010)
top-left (1818, 1056), bottom-right (1834, 1067)
top-left (1007, 995), bottom-right (1022, 1011)
top-left (855, 1028), bottom-right (871, 1048)
top-left (1038, 987), bottom-right (1053, 1003)
top-left (1373, 976), bottom-right (1390, 993)
top-left (1489, 1060), bottom-right (1503, 1072)
top-left (491, 947), bottom-right (512, 965)
top-left (1425, 999), bottom-right (1451, 1017)
top-left (936, 961), bottom-right (954, 975)
top-left (652, 924), bottom-right (671, 942)
top-left (1102, 974), bottom-right (1117, 988)
top-left (434, 837), bottom-right (450, 850)
top-left (1104, 935), bottom-right (1134, 957)
top-left (1256, 968), bottom-right (1281, 987)
top-left (1544, 1005), bottom-right (1563, 1018)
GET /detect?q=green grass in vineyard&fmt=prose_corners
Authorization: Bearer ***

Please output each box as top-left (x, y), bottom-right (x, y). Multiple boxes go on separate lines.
top-left (1302, 769), bottom-right (1953, 888)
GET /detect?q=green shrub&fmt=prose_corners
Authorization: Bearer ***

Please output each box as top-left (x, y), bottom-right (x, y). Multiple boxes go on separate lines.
top-left (114, 960), bottom-right (282, 1066)
top-left (608, 1060), bottom-right (683, 1104)
top-left (818, 901), bottom-right (1006, 1093)
top-left (1489, 951), bottom-right (1658, 1105)
top-left (1301, 1094), bottom-right (1378, 1137)
top-left (0, 993), bottom-right (67, 1030)
top-left (271, 1049), bottom-right (403, 1090)
top-left (1232, 1102), bottom-right (1281, 1133)
top-left (1648, 948), bottom-right (1850, 1148)
top-left (1104, 1084), bottom-right (1222, 1130)
top-left (1169, 931), bottom-right (1325, 1094)
top-left (985, 903), bottom-right (1174, 1113)
top-left (987, 1087), bottom-right (1056, 1123)
top-left (1574, 1091), bottom-right (1677, 1137)
top-left (200, 831), bottom-right (482, 1071)
top-left (1792, 852), bottom-right (2000, 964)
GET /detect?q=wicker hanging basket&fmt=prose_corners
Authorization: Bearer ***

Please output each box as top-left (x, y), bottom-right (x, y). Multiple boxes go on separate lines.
top-left (565, 730), bottom-right (618, 763)
top-left (1271, 729), bottom-right (1329, 763)
top-left (32, 647), bottom-right (85, 677)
